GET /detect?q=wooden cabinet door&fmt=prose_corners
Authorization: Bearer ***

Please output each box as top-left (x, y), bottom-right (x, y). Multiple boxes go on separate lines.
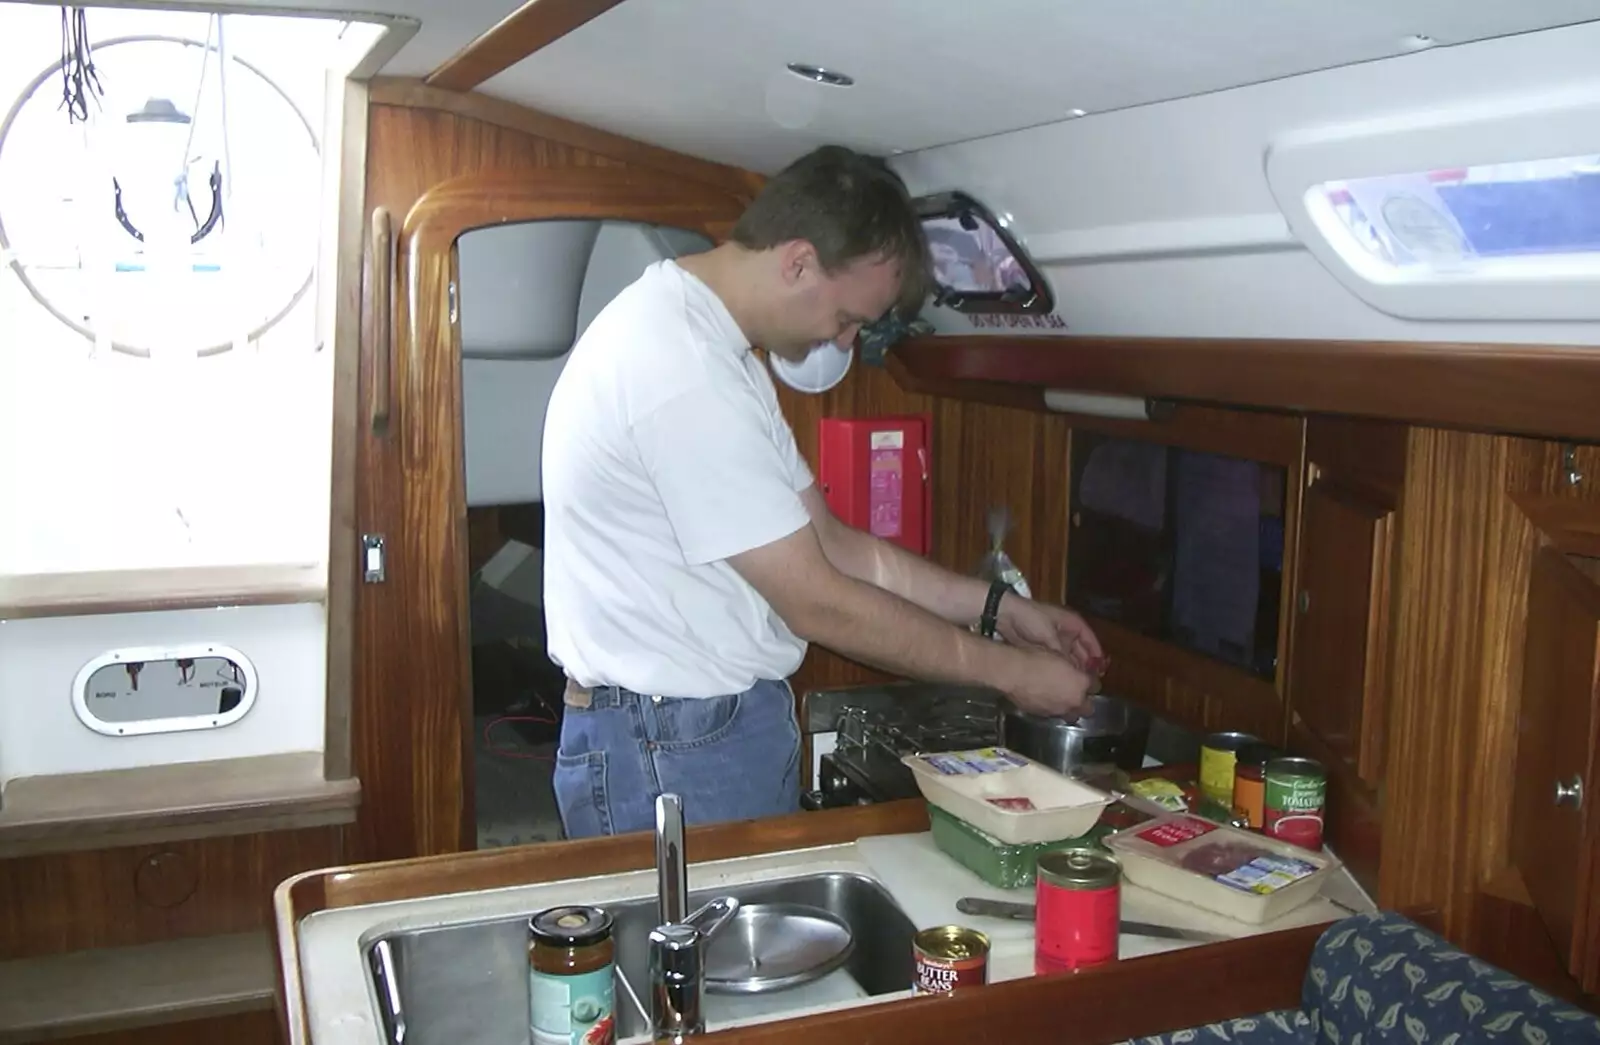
top-left (1288, 477), bottom-right (1395, 786)
top-left (1512, 545), bottom-right (1600, 990)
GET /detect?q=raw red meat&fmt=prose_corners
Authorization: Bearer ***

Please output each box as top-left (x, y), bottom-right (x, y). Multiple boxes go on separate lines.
top-left (1179, 840), bottom-right (1276, 877)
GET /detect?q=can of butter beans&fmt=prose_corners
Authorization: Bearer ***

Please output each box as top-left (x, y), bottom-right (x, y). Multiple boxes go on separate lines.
top-left (912, 926), bottom-right (990, 995)
top-left (1034, 848), bottom-right (1121, 975)
top-left (1264, 756), bottom-right (1327, 851)
top-left (1200, 731), bottom-right (1260, 808)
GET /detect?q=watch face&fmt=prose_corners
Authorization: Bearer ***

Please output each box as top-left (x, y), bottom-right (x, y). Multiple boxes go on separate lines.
top-left (1380, 193), bottom-right (1468, 260)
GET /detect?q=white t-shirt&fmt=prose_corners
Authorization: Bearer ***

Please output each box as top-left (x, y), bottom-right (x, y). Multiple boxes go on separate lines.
top-left (541, 260), bottom-right (815, 698)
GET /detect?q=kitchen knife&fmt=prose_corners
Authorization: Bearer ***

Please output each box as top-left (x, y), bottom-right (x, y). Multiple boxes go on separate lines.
top-left (954, 897), bottom-right (1232, 944)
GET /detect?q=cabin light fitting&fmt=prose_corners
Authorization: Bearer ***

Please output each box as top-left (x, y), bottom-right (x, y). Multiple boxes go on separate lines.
top-left (1400, 34), bottom-right (1437, 51)
top-left (1044, 389), bottom-right (1175, 422)
top-left (1066, 108), bottom-right (1088, 118)
top-left (126, 97), bottom-right (191, 124)
top-left (786, 63), bottom-right (854, 87)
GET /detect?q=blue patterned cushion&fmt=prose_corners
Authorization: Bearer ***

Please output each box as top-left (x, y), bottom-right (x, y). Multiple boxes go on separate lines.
top-left (1304, 911), bottom-right (1600, 1044)
top-left (1110, 912), bottom-right (1600, 1045)
top-left (1117, 1009), bottom-right (1313, 1045)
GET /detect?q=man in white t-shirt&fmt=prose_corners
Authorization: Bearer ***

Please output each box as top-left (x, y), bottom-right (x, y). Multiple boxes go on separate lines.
top-left (543, 145), bottom-right (1103, 838)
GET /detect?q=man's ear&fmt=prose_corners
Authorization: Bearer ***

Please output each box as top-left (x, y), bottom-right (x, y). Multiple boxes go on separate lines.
top-left (776, 239), bottom-right (819, 287)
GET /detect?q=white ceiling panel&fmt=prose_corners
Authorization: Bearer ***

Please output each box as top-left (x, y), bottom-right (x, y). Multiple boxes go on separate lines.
top-left (475, 0), bottom-right (1600, 172)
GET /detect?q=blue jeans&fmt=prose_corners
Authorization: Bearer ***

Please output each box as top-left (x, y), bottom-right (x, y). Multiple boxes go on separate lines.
top-left (553, 678), bottom-right (802, 838)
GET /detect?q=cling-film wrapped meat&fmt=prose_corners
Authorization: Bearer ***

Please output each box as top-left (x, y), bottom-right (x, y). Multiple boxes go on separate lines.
top-left (1178, 839), bottom-right (1277, 877)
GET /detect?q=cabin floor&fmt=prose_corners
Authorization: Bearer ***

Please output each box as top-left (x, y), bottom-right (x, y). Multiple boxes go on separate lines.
top-left (469, 575), bottom-right (567, 849)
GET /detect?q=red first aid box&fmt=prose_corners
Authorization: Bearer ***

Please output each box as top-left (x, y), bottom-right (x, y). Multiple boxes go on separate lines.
top-left (817, 414), bottom-right (933, 556)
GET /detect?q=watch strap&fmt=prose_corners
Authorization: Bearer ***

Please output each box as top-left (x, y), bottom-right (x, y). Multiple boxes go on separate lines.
top-left (979, 579), bottom-right (1010, 639)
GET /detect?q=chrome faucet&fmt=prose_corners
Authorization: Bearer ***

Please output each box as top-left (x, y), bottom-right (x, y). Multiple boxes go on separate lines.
top-left (649, 794), bottom-right (737, 1044)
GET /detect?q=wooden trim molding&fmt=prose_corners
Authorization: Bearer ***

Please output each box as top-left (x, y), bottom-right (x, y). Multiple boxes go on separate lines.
top-left (0, 931), bottom-right (274, 1043)
top-left (0, 564), bottom-right (324, 620)
top-left (697, 922), bottom-right (1328, 1045)
top-left (355, 166), bottom-right (752, 859)
top-left (323, 77), bottom-right (371, 783)
top-left (424, 0), bottom-right (625, 93)
top-left (0, 754), bottom-right (360, 859)
top-left (889, 335), bottom-right (1600, 442)
top-left (367, 78), bottom-right (764, 202)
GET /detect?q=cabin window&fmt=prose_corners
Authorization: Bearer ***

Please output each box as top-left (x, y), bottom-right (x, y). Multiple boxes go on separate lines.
top-left (1066, 433), bottom-right (1288, 680)
top-left (0, 33), bottom-right (322, 355)
top-left (0, 8), bottom-right (381, 589)
top-left (1309, 154), bottom-right (1600, 280)
top-left (915, 191), bottom-right (1054, 315)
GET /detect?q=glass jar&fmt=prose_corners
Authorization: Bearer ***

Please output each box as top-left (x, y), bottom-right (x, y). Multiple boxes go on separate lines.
top-left (528, 905), bottom-right (616, 1045)
top-left (1231, 741), bottom-right (1278, 830)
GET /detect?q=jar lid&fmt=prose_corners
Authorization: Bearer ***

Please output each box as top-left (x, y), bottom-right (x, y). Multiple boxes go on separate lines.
top-left (1235, 741), bottom-right (1278, 768)
top-left (529, 905), bottom-right (614, 947)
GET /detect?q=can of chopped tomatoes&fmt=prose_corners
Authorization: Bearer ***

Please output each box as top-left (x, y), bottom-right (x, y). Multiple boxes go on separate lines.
top-left (1034, 848), bottom-right (1121, 974)
top-left (1264, 757), bottom-right (1327, 850)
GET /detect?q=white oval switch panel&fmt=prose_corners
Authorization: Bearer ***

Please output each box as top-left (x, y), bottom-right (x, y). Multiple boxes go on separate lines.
top-left (72, 644), bottom-right (259, 737)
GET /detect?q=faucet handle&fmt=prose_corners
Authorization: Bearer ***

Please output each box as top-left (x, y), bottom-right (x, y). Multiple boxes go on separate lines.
top-left (649, 923), bottom-right (704, 1041)
top-left (684, 896), bottom-right (739, 941)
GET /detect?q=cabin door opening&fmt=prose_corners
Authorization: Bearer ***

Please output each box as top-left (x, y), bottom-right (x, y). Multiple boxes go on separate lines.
top-left (456, 218), bottom-right (714, 850)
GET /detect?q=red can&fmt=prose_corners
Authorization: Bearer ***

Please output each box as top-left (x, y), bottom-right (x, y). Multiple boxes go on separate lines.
top-left (1034, 848), bottom-right (1121, 974)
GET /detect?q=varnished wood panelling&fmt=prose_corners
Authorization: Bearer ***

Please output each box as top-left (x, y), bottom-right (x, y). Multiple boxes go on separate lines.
top-left (1491, 442), bottom-right (1600, 894)
top-left (1287, 415), bottom-right (1406, 889)
top-left (772, 363), bottom-right (1072, 697)
top-left (367, 80), bottom-right (762, 202)
top-left (355, 102), bottom-right (754, 861)
top-left (891, 335), bottom-right (1600, 441)
top-left (1473, 886), bottom-right (1597, 1008)
top-left (0, 827), bottom-right (344, 961)
top-left (1382, 430), bottom-right (1518, 931)
top-left (1512, 547), bottom-right (1600, 983)
top-left (1381, 434), bottom-right (1600, 938)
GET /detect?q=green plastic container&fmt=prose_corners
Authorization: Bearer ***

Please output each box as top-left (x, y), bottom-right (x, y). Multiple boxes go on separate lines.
top-left (927, 803), bottom-right (1111, 890)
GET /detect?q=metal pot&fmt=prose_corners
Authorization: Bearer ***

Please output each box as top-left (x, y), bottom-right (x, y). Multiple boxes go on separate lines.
top-left (997, 692), bottom-right (1152, 777)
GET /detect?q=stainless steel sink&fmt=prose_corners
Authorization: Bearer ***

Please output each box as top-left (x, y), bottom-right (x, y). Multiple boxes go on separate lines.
top-left (368, 919), bottom-right (653, 1044)
top-left (365, 871), bottom-right (916, 1044)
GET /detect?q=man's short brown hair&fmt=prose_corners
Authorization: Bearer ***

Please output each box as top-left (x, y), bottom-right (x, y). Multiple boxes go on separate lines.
top-left (732, 145), bottom-right (930, 317)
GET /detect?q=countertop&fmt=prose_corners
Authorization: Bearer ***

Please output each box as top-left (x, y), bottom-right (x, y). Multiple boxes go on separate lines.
top-left (289, 826), bottom-right (1375, 1045)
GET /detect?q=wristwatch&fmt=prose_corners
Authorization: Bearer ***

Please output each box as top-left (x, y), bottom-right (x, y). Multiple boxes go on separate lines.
top-left (979, 579), bottom-right (1011, 639)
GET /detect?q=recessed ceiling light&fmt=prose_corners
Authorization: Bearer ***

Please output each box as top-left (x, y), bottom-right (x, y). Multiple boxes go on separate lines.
top-left (1066, 108), bottom-right (1088, 118)
top-left (1401, 34), bottom-right (1437, 50)
top-left (786, 63), bottom-right (854, 87)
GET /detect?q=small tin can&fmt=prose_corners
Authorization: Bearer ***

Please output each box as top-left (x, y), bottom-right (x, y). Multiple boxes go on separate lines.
top-left (529, 906), bottom-right (616, 1045)
top-left (1200, 731), bottom-right (1260, 807)
top-left (1231, 742), bottom-right (1278, 830)
top-left (1264, 756), bottom-right (1327, 851)
top-left (1034, 848), bottom-right (1121, 975)
top-left (912, 925), bottom-right (990, 994)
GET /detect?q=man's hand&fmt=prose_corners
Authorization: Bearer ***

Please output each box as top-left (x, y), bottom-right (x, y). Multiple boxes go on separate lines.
top-left (1000, 647), bottom-right (1096, 719)
top-left (997, 595), bottom-right (1105, 673)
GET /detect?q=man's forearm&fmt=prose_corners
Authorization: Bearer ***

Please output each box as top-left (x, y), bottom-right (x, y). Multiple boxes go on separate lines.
top-left (789, 566), bottom-right (1020, 688)
top-left (819, 521), bottom-right (993, 626)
